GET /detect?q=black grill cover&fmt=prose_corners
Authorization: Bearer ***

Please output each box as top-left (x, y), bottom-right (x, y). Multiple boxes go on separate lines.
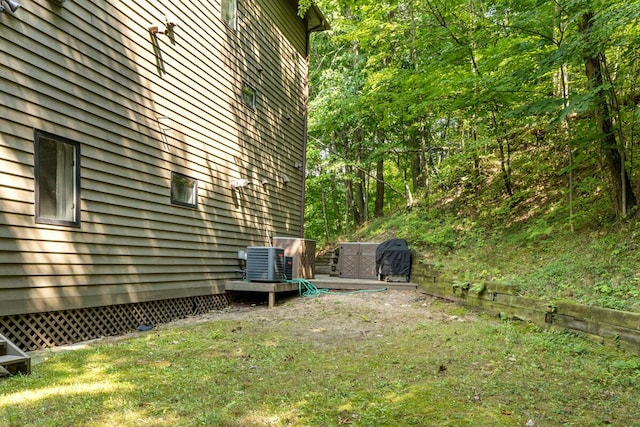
top-left (376, 239), bottom-right (411, 277)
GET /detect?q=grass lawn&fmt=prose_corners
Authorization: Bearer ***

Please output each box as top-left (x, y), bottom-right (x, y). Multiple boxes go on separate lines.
top-left (1, 291), bottom-right (639, 426)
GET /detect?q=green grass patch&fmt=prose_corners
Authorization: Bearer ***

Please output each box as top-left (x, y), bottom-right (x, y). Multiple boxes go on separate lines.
top-left (1, 295), bottom-right (639, 426)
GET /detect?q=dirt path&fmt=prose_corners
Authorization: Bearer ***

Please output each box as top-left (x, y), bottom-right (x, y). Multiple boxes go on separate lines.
top-left (30, 289), bottom-right (471, 365)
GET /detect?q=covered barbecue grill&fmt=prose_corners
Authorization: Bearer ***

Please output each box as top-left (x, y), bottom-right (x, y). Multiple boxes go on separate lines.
top-left (375, 239), bottom-right (412, 282)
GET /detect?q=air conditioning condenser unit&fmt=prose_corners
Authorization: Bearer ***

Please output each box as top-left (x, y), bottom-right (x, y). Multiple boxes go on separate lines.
top-left (245, 246), bottom-right (285, 282)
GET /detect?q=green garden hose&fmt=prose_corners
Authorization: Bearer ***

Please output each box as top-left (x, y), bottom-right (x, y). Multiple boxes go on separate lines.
top-left (287, 278), bottom-right (388, 298)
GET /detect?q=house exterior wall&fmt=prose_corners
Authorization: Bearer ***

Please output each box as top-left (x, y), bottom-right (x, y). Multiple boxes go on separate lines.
top-left (0, 0), bottom-right (321, 318)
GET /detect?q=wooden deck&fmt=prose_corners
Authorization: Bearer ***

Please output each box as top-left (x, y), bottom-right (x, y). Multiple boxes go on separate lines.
top-left (225, 275), bottom-right (417, 308)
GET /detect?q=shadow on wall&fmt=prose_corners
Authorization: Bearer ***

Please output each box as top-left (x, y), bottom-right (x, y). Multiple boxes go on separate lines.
top-left (0, 1), bottom-right (236, 318)
top-left (224, 0), bottom-right (308, 242)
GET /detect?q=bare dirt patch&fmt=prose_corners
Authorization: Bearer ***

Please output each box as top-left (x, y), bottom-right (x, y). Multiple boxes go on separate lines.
top-left (30, 290), bottom-right (470, 365)
top-left (166, 290), bottom-right (471, 345)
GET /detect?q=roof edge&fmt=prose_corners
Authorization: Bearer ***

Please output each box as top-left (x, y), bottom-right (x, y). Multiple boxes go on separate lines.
top-left (305, 3), bottom-right (330, 32)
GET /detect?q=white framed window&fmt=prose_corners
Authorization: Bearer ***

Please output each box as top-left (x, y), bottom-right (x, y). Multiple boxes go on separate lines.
top-left (171, 172), bottom-right (198, 208)
top-left (222, 0), bottom-right (237, 30)
top-left (241, 82), bottom-right (257, 109)
top-left (34, 130), bottom-right (81, 227)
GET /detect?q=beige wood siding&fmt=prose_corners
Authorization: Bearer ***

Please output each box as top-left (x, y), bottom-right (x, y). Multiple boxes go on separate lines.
top-left (0, 0), bottom-right (314, 316)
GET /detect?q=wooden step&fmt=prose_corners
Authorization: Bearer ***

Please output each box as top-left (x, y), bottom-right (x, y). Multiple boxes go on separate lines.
top-left (0, 333), bottom-right (31, 377)
top-left (0, 355), bottom-right (30, 376)
top-left (0, 354), bottom-right (27, 366)
top-left (315, 249), bottom-right (340, 277)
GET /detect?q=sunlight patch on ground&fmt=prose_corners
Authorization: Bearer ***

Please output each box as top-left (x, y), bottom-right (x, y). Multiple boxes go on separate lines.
top-left (86, 409), bottom-right (179, 427)
top-left (241, 408), bottom-right (301, 427)
top-left (0, 381), bottom-right (132, 408)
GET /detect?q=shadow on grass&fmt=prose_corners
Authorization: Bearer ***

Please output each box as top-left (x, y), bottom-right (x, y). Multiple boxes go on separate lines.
top-left (1, 297), bottom-right (639, 427)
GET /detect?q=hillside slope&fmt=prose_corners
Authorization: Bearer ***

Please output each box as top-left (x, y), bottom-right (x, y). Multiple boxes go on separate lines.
top-left (324, 190), bottom-right (640, 313)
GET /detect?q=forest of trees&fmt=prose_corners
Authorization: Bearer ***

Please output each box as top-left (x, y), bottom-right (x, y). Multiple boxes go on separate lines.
top-left (301, 0), bottom-right (640, 245)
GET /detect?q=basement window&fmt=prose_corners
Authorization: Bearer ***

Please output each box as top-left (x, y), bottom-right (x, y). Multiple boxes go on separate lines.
top-left (241, 83), bottom-right (257, 109)
top-left (34, 130), bottom-right (81, 227)
top-left (171, 172), bottom-right (198, 208)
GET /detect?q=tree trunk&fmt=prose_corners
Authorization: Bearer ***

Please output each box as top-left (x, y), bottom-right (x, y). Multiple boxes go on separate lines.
top-left (320, 186), bottom-right (330, 242)
top-left (418, 120), bottom-right (432, 202)
top-left (353, 134), bottom-right (366, 225)
top-left (470, 121), bottom-right (481, 197)
top-left (491, 111), bottom-right (513, 196)
top-left (409, 122), bottom-right (428, 194)
top-left (395, 152), bottom-right (414, 209)
top-left (342, 133), bottom-right (354, 232)
top-left (411, 151), bottom-right (423, 193)
top-left (344, 169), bottom-right (353, 232)
top-left (354, 168), bottom-right (365, 224)
top-left (375, 158), bottom-right (384, 217)
top-left (553, 7), bottom-right (574, 231)
top-left (578, 12), bottom-right (636, 215)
